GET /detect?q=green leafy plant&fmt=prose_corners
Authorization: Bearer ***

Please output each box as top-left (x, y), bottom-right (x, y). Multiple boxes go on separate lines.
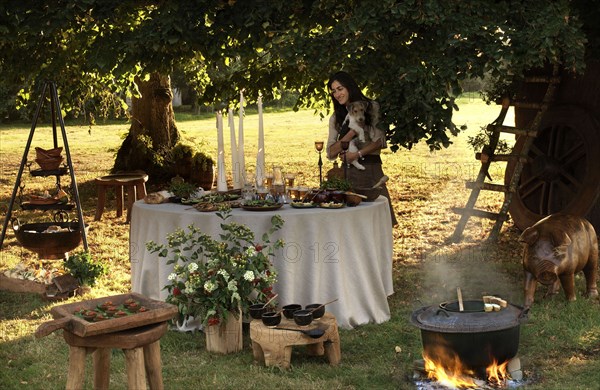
top-left (320, 176), bottom-right (352, 191)
top-left (168, 176), bottom-right (197, 198)
top-left (146, 209), bottom-right (284, 326)
top-left (63, 251), bottom-right (106, 287)
top-left (467, 125), bottom-right (512, 154)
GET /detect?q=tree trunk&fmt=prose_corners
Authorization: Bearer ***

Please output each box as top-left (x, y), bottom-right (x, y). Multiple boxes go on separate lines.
top-left (113, 73), bottom-right (180, 176)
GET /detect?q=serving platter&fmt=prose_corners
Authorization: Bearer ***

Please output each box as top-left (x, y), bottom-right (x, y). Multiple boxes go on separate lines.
top-left (290, 202), bottom-right (317, 209)
top-left (319, 202), bottom-right (345, 209)
top-left (35, 292), bottom-right (177, 338)
top-left (241, 203), bottom-right (283, 212)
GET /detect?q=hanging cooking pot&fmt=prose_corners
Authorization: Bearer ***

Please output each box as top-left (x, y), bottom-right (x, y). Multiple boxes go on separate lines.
top-left (410, 299), bottom-right (528, 373)
top-left (11, 215), bottom-right (85, 259)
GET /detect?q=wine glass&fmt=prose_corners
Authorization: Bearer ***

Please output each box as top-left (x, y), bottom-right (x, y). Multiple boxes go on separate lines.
top-left (314, 141), bottom-right (325, 184)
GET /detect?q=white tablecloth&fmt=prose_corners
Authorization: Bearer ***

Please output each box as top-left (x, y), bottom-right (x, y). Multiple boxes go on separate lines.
top-left (129, 197), bottom-right (394, 329)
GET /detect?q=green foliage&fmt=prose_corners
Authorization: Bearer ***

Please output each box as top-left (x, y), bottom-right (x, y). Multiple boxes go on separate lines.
top-left (320, 176), bottom-right (352, 191)
top-left (0, 0), bottom-right (597, 152)
top-left (170, 142), bottom-right (214, 172)
top-left (467, 126), bottom-right (512, 154)
top-left (63, 251), bottom-right (106, 287)
top-left (146, 209), bottom-right (284, 326)
top-left (167, 177), bottom-right (197, 199)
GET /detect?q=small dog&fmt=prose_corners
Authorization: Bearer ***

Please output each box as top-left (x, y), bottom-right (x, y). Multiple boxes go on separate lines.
top-left (342, 101), bottom-right (382, 170)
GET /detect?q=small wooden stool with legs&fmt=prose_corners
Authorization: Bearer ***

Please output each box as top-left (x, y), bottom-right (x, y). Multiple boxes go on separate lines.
top-left (94, 171), bottom-right (148, 223)
top-left (63, 322), bottom-right (167, 390)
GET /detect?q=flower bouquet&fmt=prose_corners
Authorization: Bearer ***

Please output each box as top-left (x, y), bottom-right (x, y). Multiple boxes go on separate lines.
top-left (146, 209), bottom-right (284, 328)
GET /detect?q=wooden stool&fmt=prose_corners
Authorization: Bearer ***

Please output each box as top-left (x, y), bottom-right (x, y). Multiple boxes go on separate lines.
top-left (63, 322), bottom-right (167, 390)
top-left (94, 171), bottom-right (148, 222)
top-left (249, 312), bottom-right (341, 369)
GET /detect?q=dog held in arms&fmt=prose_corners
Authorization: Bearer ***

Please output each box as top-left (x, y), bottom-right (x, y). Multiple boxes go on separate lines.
top-left (342, 101), bottom-right (384, 170)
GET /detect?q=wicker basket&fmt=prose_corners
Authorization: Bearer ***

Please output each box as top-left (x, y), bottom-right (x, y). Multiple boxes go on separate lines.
top-left (35, 147), bottom-right (63, 159)
top-left (35, 156), bottom-right (63, 170)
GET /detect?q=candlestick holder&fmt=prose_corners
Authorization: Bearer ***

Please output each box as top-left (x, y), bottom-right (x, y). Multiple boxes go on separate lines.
top-left (314, 141), bottom-right (325, 184)
top-left (340, 141), bottom-right (349, 179)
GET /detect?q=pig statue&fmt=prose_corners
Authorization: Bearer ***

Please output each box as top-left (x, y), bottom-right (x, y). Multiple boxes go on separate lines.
top-left (519, 213), bottom-right (598, 307)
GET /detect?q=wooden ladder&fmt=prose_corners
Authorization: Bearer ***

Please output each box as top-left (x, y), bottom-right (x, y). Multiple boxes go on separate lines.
top-left (450, 65), bottom-right (561, 242)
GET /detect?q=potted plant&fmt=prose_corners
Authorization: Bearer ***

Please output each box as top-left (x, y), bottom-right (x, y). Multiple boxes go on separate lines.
top-left (169, 142), bottom-right (215, 190)
top-left (146, 209), bottom-right (284, 353)
top-left (63, 251), bottom-right (106, 292)
top-left (189, 151), bottom-right (215, 190)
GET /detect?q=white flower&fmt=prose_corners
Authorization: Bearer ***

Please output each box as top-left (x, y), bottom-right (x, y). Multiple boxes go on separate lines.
top-left (227, 280), bottom-right (238, 292)
top-left (184, 281), bottom-right (194, 294)
top-left (167, 273), bottom-right (177, 281)
top-left (204, 280), bottom-right (217, 292)
top-left (231, 292), bottom-right (241, 302)
top-left (243, 270), bottom-right (255, 281)
top-left (245, 247), bottom-right (257, 257)
top-left (217, 269), bottom-right (230, 280)
top-left (187, 262), bottom-right (198, 272)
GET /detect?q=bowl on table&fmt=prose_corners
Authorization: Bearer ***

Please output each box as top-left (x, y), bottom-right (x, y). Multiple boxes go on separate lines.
top-left (282, 304), bottom-right (302, 319)
top-left (352, 187), bottom-right (382, 202)
top-left (305, 303), bottom-right (325, 319)
top-left (261, 311), bottom-right (282, 327)
top-left (293, 309), bottom-right (313, 326)
top-left (344, 192), bottom-right (364, 207)
top-left (249, 304), bottom-right (267, 319)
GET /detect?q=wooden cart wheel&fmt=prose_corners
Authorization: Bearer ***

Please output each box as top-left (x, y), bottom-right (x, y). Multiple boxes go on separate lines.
top-left (506, 105), bottom-right (600, 230)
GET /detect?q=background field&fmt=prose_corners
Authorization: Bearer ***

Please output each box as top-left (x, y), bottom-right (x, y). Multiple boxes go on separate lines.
top-left (1, 98), bottom-right (599, 389)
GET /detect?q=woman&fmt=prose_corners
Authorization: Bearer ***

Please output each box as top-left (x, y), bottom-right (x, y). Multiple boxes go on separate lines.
top-left (326, 71), bottom-right (397, 226)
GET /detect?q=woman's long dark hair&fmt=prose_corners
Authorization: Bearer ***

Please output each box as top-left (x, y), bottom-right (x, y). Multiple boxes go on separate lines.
top-left (327, 71), bottom-right (375, 133)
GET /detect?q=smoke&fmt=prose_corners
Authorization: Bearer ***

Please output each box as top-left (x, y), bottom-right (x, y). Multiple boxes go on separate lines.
top-left (419, 245), bottom-right (522, 305)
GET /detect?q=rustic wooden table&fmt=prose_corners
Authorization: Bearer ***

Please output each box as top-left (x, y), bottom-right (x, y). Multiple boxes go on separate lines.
top-left (249, 312), bottom-right (341, 369)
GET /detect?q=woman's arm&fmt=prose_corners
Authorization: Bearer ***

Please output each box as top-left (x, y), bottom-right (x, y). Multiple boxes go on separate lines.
top-left (326, 115), bottom-right (359, 159)
top-left (343, 139), bottom-right (384, 164)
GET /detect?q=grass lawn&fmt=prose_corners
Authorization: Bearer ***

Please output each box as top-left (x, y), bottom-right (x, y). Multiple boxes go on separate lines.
top-left (1, 97), bottom-right (599, 389)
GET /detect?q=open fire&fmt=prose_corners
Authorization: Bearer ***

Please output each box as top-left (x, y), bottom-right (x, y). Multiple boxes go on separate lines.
top-left (423, 348), bottom-right (509, 389)
top-left (411, 298), bottom-right (527, 389)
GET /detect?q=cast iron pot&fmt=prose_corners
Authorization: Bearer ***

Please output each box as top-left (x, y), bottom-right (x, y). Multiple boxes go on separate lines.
top-left (12, 219), bottom-right (85, 259)
top-left (410, 299), bottom-right (528, 373)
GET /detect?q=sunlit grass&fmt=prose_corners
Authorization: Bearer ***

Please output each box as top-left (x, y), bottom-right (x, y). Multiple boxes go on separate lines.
top-left (1, 98), bottom-right (598, 389)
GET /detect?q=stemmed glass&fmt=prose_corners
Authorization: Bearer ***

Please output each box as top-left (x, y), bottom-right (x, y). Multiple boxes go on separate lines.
top-left (340, 141), bottom-right (349, 179)
top-left (314, 141), bottom-right (324, 184)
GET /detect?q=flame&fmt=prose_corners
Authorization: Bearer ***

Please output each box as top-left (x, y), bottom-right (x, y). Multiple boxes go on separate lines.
top-left (423, 352), bottom-right (478, 389)
top-left (423, 350), bottom-right (510, 389)
top-left (486, 358), bottom-right (509, 385)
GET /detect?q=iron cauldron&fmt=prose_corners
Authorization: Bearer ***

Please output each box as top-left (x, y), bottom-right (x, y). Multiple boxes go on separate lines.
top-left (410, 299), bottom-right (528, 373)
top-left (12, 219), bottom-right (85, 259)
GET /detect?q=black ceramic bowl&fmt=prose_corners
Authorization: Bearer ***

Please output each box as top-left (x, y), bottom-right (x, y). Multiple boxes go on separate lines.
top-left (282, 304), bottom-right (302, 319)
top-left (293, 309), bottom-right (313, 326)
top-left (305, 304), bottom-right (325, 319)
top-left (249, 304), bottom-right (267, 319)
top-left (261, 311), bottom-right (282, 327)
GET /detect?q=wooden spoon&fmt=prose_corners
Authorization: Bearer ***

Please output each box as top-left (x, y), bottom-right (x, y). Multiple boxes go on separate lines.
top-left (372, 175), bottom-right (389, 189)
top-left (307, 298), bottom-right (339, 313)
top-left (274, 327), bottom-right (326, 338)
top-left (262, 293), bottom-right (279, 308)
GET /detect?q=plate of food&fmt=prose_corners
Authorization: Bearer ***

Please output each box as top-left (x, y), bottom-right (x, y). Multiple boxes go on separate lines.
top-left (319, 202), bottom-right (345, 209)
top-left (241, 199), bottom-right (283, 211)
top-left (290, 201), bottom-right (317, 209)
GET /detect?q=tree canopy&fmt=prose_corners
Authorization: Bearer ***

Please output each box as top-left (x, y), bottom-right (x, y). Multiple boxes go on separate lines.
top-left (1, 0), bottom-right (597, 150)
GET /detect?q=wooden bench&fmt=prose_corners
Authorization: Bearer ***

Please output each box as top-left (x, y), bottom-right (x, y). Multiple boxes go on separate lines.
top-left (63, 322), bottom-right (167, 390)
top-left (249, 312), bottom-right (341, 369)
top-left (94, 171), bottom-right (148, 222)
